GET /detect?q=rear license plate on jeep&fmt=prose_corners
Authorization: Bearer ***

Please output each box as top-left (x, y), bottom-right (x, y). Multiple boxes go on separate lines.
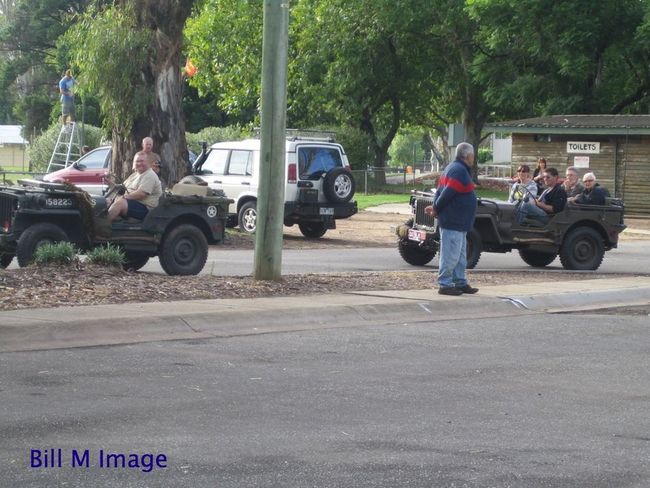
top-left (319, 207), bottom-right (334, 216)
top-left (408, 229), bottom-right (426, 242)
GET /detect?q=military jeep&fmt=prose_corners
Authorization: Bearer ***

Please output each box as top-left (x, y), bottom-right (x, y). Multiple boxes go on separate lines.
top-left (396, 188), bottom-right (626, 271)
top-left (0, 179), bottom-right (232, 275)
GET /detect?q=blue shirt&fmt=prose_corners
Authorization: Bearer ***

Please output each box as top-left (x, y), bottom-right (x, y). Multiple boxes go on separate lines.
top-left (59, 77), bottom-right (75, 102)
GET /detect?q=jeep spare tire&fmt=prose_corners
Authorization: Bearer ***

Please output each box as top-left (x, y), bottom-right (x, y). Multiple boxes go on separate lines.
top-left (16, 222), bottom-right (69, 267)
top-left (159, 224), bottom-right (208, 276)
top-left (323, 168), bottom-right (355, 204)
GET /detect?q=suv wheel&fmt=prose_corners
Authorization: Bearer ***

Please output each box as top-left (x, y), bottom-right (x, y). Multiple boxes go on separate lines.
top-left (518, 248), bottom-right (556, 268)
top-left (466, 229), bottom-right (482, 269)
top-left (238, 201), bottom-right (257, 234)
top-left (16, 223), bottom-right (69, 267)
top-left (159, 224), bottom-right (208, 275)
top-left (123, 251), bottom-right (150, 272)
top-left (398, 240), bottom-right (436, 266)
top-left (299, 222), bottom-right (327, 239)
top-left (559, 227), bottom-right (604, 270)
top-left (323, 168), bottom-right (355, 203)
top-left (1, 252), bottom-right (14, 268)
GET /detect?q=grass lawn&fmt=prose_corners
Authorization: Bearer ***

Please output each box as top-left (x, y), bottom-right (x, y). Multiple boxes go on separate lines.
top-left (355, 188), bottom-right (507, 210)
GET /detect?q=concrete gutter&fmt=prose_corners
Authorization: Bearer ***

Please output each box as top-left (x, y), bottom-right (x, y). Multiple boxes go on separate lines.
top-left (1, 277), bottom-right (649, 353)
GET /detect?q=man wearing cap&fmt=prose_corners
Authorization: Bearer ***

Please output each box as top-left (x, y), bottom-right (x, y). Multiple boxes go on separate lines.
top-left (570, 172), bottom-right (608, 205)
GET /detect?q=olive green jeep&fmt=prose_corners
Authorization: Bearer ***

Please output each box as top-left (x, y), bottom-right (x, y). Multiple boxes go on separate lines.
top-left (0, 179), bottom-right (232, 275)
top-left (396, 188), bottom-right (626, 271)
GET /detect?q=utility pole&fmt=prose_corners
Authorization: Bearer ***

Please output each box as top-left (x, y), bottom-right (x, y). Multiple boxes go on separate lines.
top-left (253, 0), bottom-right (289, 280)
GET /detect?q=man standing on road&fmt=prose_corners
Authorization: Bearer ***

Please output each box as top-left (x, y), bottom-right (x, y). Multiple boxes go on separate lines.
top-left (424, 142), bottom-right (478, 296)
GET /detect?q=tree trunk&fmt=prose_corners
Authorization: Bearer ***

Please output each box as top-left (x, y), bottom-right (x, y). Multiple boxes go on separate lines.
top-left (462, 89), bottom-right (487, 184)
top-left (359, 95), bottom-right (401, 187)
top-left (112, 0), bottom-right (194, 186)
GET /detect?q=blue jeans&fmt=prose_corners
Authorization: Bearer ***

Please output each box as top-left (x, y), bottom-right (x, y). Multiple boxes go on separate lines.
top-left (438, 228), bottom-right (468, 288)
top-left (517, 201), bottom-right (550, 225)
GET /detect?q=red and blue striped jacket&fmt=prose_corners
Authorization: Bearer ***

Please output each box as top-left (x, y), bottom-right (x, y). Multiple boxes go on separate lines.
top-left (433, 158), bottom-right (477, 232)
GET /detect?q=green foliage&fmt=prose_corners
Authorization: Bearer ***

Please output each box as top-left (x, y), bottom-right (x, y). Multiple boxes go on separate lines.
top-left (33, 242), bottom-right (78, 266)
top-left (86, 244), bottom-right (125, 267)
top-left (477, 148), bottom-right (493, 166)
top-left (60, 4), bottom-right (152, 137)
top-left (185, 126), bottom-right (252, 153)
top-left (28, 122), bottom-right (105, 173)
top-left (388, 129), bottom-right (427, 168)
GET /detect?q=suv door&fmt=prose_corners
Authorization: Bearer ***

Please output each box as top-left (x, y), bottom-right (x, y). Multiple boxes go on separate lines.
top-left (220, 150), bottom-right (255, 211)
top-left (297, 145), bottom-right (346, 203)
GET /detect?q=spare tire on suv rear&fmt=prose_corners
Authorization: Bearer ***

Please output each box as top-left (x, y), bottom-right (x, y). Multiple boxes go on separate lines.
top-left (323, 168), bottom-right (355, 204)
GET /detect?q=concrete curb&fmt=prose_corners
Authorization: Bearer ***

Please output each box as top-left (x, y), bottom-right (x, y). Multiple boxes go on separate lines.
top-left (1, 277), bottom-right (649, 353)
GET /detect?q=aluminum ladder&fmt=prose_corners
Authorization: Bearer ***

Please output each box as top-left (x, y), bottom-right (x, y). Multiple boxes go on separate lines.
top-left (46, 122), bottom-right (81, 174)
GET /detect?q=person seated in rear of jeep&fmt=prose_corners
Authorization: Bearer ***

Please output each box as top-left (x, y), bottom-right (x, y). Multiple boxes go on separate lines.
top-left (108, 152), bottom-right (162, 221)
top-left (508, 164), bottom-right (537, 203)
top-left (563, 166), bottom-right (584, 198)
top-left (569, 172), bottom-right (608, 206)
top-left (516, 167), bottom-right (567, 225)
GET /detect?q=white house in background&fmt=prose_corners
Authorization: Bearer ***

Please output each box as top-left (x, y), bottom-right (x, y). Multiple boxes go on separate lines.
top-left (490, 133), bottom-right (512, 164)
top-left (0, 125), bottom-right (28, 169)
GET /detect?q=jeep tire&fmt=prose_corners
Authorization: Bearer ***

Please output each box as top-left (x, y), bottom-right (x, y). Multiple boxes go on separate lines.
top-left (466, 228), bottom-right (482, 269)
top-left (16, 222), bottom-right (69, 267)
top-left (0, 252), bottom-right (14, 268)
top-left (398, 239), bottom-right (436, 266)
top-left (238, 201), bottom-right (257, 234)
top-left (559, 227), bottom-right (604, 270)
top-left (323, 168), bottom-right (355, 204)
top-left (518, 248), bottom-right (556, 268)
top-left (159, 224), bottom-right (208, 276)
top-left (123, 251), bottom-right (150, 272)
top-left (299, 222), bottom-right (327, 239)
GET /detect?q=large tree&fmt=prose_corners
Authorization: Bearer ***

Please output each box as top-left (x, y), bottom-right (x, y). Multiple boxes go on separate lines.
top-left (62, 0), bottom-right (194, 183)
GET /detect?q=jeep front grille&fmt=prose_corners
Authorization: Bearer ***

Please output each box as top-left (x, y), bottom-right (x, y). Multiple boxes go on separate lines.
top-left (0, 194), bottom-right (15, 232)
top-left (414, 197), bottom-right (435, 227)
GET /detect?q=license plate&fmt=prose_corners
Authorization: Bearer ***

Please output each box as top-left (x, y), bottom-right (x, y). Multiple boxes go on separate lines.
top-left (319, 207), bottom-right (334, 215)
top-left (408, 229), bottom-right (427, 242)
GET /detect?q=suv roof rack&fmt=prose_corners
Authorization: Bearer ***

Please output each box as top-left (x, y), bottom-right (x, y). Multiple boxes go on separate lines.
top-left (252, 128), bottom-right (337, 143)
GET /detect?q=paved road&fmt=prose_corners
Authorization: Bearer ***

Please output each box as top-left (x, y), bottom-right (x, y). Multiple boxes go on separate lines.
top-left (134, 239), bottom-right (650, 276)
top-left (1, 312), bottom-right (648, 487)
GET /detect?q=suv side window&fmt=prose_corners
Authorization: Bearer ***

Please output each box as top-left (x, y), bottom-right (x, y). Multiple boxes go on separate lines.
top-left (298, 147), bottom-right (343, 180)
top-left (201, 149), bottom-right (229, 175)
top-left (227, 150), bottom-right (252, 176)
top-left (77, 147), bottom-right (110, 169)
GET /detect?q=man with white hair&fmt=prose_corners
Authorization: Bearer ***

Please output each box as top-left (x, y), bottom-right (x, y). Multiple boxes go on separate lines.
top-left (424, 142), bottom-right (479, 296)
top-left (571, 172), bottom-right (608, 205)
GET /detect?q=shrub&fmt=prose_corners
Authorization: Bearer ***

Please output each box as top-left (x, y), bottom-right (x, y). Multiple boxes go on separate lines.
top-left (32, 242), bottom-right (78, 266)
top-left (86, 244), bottom-right (125, 267)
top-left (477, 147), bottom-right (493, 166)
top-left (28, 122), bottom-right (106, 173)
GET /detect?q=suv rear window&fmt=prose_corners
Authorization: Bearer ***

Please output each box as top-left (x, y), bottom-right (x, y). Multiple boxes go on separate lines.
top-left (298, 147), bottom-right (343, 180)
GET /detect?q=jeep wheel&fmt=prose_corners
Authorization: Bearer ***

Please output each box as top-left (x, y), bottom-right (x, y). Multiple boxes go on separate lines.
top-left (1, 252), bottom-right (14, 268)
top-left (123, 252), bottom-right (149, 272)
top-left (238, 201), bottom-right (257, 234)
top-left (299, 222), bottom-right (327, 239)
top-left (159, 224), bottom-right (208, 276)
top-left (466, 229), bottom-right (482, 269)
top-left (398, 239), bottom-right (436, 266)
top-left (16, 223), bottom-right (69, 267)
top-left (323, 168), bottom-right (355, 204)
top-left (518, 248), bottom-right (556, 268)
top-left (559, 227), bottom-right (604, 270)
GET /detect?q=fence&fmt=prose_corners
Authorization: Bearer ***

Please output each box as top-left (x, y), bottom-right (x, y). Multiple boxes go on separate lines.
top-left (351, 166), bottom-right (439, 195)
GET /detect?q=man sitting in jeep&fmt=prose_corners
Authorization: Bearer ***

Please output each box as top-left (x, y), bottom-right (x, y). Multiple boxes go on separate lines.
top-left (516, 167), bottom-right (567, 225)
top-left (108, 152), bottom-right (162, 221)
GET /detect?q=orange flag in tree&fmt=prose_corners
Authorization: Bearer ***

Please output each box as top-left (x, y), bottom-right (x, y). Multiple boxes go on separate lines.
top-left (184, 58), bottom-right (198, 78)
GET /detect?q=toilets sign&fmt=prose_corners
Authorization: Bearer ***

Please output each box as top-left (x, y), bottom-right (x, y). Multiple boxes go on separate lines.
top-left (567, 141), bottom-right (600, 154)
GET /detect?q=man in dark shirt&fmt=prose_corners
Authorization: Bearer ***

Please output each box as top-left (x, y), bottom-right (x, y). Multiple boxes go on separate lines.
top-left (517, 167), bottom-right (567, 225)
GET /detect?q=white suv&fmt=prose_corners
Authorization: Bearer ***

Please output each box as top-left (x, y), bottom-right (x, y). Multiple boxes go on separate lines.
top-left (192, 136), bottom-right (357, 238)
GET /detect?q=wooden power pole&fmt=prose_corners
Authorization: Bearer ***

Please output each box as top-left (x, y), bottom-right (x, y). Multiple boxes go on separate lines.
top-left (253, 0), bottom-right (290, 280)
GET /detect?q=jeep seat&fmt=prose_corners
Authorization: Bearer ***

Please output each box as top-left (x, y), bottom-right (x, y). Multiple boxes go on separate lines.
top-left (171, 183), bottom-right (209, 197)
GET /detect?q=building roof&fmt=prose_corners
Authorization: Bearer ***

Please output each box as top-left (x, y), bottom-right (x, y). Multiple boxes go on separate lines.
top-left (485, 115), bottom-right (650, 135)
top-left (0, 125), bottom-right (27, 145)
